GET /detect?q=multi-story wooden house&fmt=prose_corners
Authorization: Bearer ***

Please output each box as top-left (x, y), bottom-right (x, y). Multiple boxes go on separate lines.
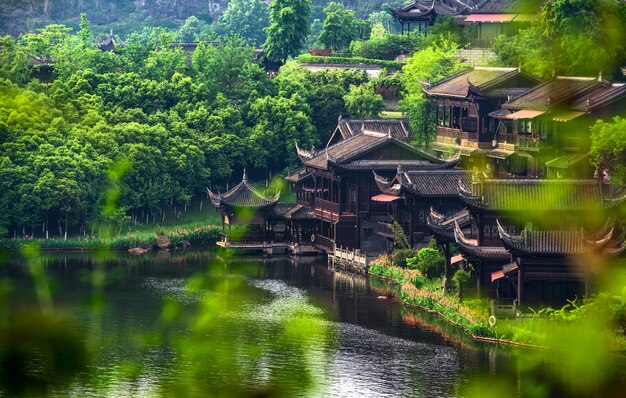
top-left (493, 76), bottom-right (626, 179)
top-left (423, 66), bottom-right (542, 175)
top-left (287, 119), bottom-right (458, 254)
top-left (429, 177), bottom-right (625, 306)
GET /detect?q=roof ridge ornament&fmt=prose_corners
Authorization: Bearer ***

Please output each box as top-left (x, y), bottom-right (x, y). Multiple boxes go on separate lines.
top-left (242, 168), bottom-right (248, 182)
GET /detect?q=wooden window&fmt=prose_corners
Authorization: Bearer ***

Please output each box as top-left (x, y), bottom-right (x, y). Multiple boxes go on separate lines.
top-left (463, 117), bottom-right (478, 133)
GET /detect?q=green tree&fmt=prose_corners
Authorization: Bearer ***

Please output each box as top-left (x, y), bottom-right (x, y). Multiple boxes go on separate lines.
top-left (493, 0), bottom-right (626, 78)
top-left (415, 247), bottom-right (444, 279)
top-left (215, 0), bottom-right (270, 46)
top-left (368, 11), bottom-right (398, 34)
top-left (343, 83), bottom-right (384, 119)
top-left (0, 36), bottom-right (29, 84)
top-left (590, 117), bottom-right (626, 185)
top-left (177, 16), bottom-right (204, 42)
top-left (400, 41), bottom-right (464, 146)
top-left (263, 0), bottom-right (312, 66)
top-left (318, 2), bottom-right (356, 51)
top-left (305, 18), bottom-right (323, 50)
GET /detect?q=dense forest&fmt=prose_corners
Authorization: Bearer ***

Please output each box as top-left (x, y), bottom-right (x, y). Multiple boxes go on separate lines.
top-left (0, 0), bottom-right (398, 38)
top-left (0, 0), bottom-right (625, 240)
top-left (0, 14), bottom-right (390, 239)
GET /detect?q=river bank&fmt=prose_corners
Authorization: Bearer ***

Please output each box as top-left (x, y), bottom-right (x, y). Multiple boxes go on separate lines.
top-left (0, 224), bottom-right (222, 251)
top-left (364, 255), bottom-right (626, 353)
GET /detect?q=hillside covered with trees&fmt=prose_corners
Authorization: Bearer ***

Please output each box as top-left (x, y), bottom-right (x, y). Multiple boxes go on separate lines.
top-left (0, 0), bottom-right (396, 38)
top-left (0, 13), bottom-right (389, 239)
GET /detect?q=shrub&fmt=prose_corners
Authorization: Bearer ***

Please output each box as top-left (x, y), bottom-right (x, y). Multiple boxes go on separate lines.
top-left (296, 54), bottom-right (404, 71)
top-left (415, 247), bottom-right (444, 279)
top-left (349, 33), bottom-right (420, 60)
top-left (452, 269), bottom-right (472, 295)
top-left (392, 249), bottom-right (417, 269)
top-left (412, 274), bottom-right (426, 289)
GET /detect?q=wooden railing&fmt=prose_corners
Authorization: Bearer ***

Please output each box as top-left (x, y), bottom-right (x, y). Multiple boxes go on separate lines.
top-left (436, 126), bottom-right (463, 141)
top-left (314, 197), bottom-right (340, 214)
top-left (311, 233), bottom-right (334, 252)
top-left (496, 134), bottom-right (546, 150)
top-left (332, 245), bottom-right (368, 271)
top-left (490, 299), bottom-right (518, 319)
top-left (518, 136), bottom-right (543, 150)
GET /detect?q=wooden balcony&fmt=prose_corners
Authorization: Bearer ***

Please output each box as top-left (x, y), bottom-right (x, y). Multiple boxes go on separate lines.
top-left (518, 136), bottom-right (544, 150)
top-left (496, 133), bottom-right (546, 150)
top-left (311, 233), bottom-right (334, 252)
top-left (313, 197), bottom-right (356, 222)
top-left (436, 126), bottom-right (463, 141)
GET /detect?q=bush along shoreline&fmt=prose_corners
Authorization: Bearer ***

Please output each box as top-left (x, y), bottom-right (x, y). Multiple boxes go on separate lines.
top-left (0, 224), bottom-right (222, 251)
top-left (367, 253), bottom-right (626, 351)
top-left (367, 254), bottom-right (493, 338)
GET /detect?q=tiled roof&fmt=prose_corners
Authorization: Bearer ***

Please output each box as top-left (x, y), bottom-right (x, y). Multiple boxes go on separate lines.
top-left (285, 167), bottom-right (312, 183)
top-left (454, 221), bottom-right (510, 260)
top-left (335, 159), bottom-right (456, 171)
top-left (209, 171), bottom-right (280, 209)
top-left (303, 131), bottom-right (442, 170)
top-left (423, 67), bottom-right (520, 98)
top-left (497, 220), bottom-right (615, 255)
top-left (389, 1), bottom-right (475, 17)
top-left (335, 118), bottom-right (413, 141)
top-left (570, 83), bottom-right (626, 112)
top-left (283, 204), bottom-right (316, 220)
top-left (427, 208), bottom-right (471, 240)
top-left (270, 204), bottom-right (295, 218)
top-left (400, 169), bottom-right (471, 197)
top-left (459, 179), bottom-right (614, 212)
top-left (473, 0), bottom-right (515, 13)
top-left (503, 76), bottom-right (598, 111)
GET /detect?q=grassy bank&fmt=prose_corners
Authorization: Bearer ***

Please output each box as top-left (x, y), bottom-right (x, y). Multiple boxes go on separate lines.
top-left (368, 255), bottom-right (626, 351)
top-left (368, 255), bottom-right (493, 337)
top-left (0, 223), bottom-right (222, 251)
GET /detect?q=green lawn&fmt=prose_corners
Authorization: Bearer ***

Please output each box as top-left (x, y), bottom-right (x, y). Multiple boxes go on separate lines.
top-left (381, 111), bottom-right (405, 119)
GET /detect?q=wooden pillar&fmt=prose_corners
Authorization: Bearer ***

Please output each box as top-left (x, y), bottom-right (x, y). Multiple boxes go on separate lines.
top-left (443, 243), bottom-right (451, 294)
top-left (408, 200), bottom-right (414, 247)
top-left (517, 259), bottom-right (523, 309)
top-left (338, 177), bottom-right (342, 211)
top-left (330, 172), bottom-right (334, 204)
top-left (476, 262), bottom-right (482, 297)
top-left (356, 175), bottom-right (361, 249)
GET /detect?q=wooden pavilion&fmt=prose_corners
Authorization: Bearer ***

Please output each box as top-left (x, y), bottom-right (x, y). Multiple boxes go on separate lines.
top-left (208, 170), bottom-right (282, 247)
top-left (388, 0), bottom-right (474, 35)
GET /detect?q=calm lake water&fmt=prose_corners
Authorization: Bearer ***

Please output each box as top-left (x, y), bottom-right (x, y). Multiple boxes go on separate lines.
top-left (0, 249), bottom-right (555, 397)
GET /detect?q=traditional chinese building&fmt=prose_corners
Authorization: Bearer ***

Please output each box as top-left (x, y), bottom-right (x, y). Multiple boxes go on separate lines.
top-left (372, 168), bottom-right (469, 246)
top-left (463, 0), bottom-right (537, 48)
top-left (288, 120), bottom-right (458, 255)
top-left (424, 66), bottom-right (542, 176)
top-left (429, 177), bottom-right (626, 307)
top-left (209, 170), bottom-right (283, 247)
top-left (492, 76), bottom-right (626, 179)
top-left (388, 0), bottom-right (475, 35)
top-left (95, 30), bottom-right (125, 51)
